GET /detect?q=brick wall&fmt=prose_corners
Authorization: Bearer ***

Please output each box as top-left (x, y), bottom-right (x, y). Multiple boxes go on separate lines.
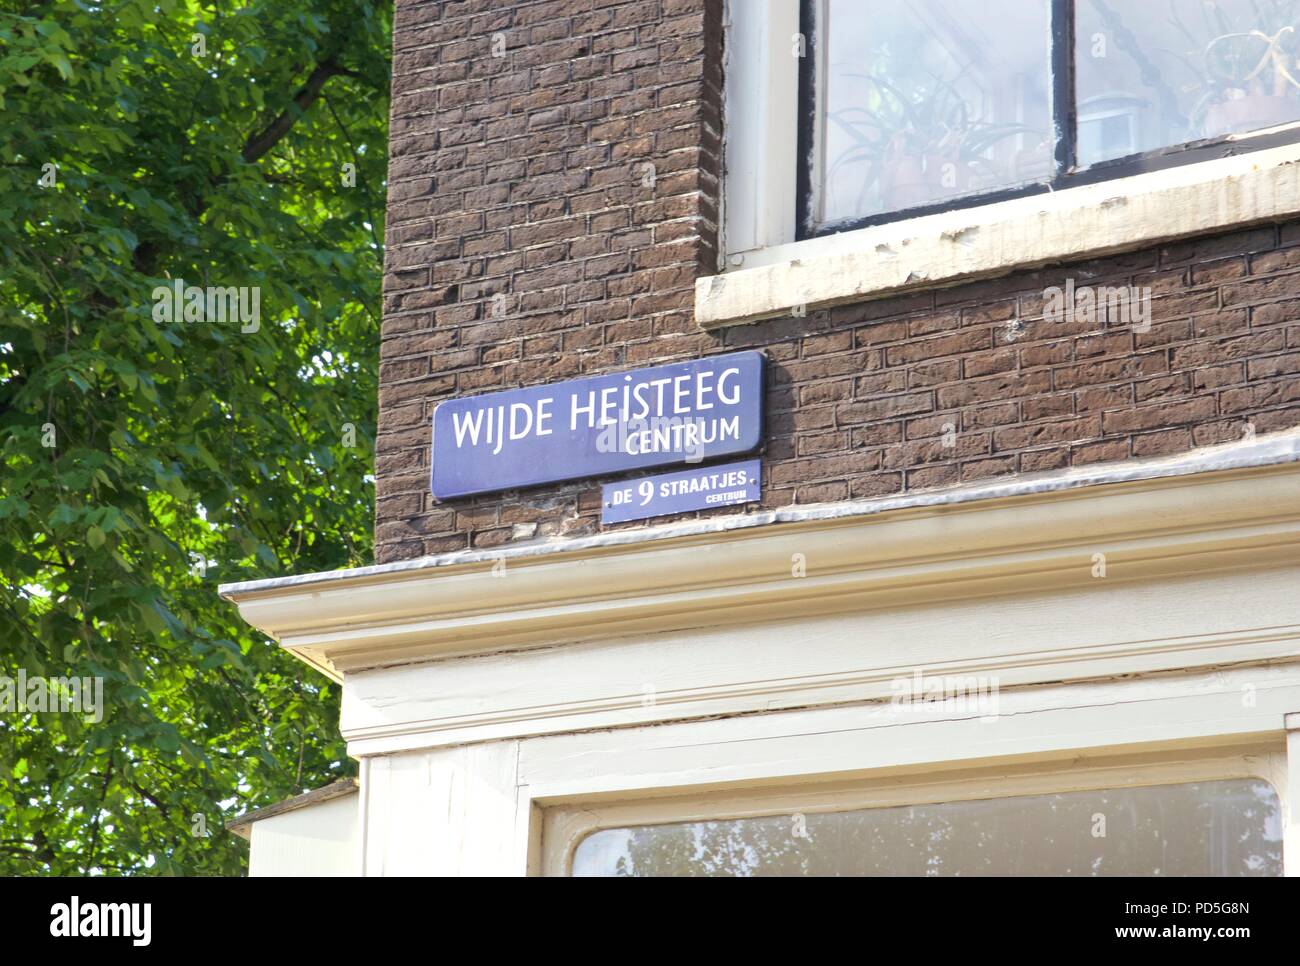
top-left (375, 0), bottom-right (1300, 565)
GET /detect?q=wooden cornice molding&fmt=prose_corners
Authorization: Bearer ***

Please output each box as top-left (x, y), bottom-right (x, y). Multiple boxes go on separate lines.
top-left (221, 456), bottom-right (1300, 681)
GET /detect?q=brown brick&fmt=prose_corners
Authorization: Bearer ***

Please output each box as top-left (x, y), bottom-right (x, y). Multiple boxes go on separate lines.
top-left (992, 416), bottom-right (1102, 452)
top-left (1020, 448), bottom-right (1070, 473)
top-left (1054, 353), bottom-right (1168, 390)
top-left (1100, 397), bottom-right (1217, 434)
top-left (1252, 303), bottom-right (1300, 326)
top-left (1220, 379), bottom-right (1300, 414)
top-left (881, 434), bottom-right (989, 470)
top-left (1075, 385), bottom-right (1131, 413)
top-left (937, 371), bottom-right (1050, 408)
top-left (373, 1), bottom-right (1300, 565)
top-left (1193, 363), bottom-right (1246, 390)
top-left (1134, 374), bottom-right (1190, 402)
top-left (907, 464), bottom-right (960, 489)
top-left (836, 392), bottom-right (934, 424)
top-left (1131, 428), bottom-right (1194, 457)
top-left (1248, 351), bottom-right (1300, 379)
top-left (963, 350), bottom-right (1017, 378)
top-left (960, 456), bottom-right (1018, 482)
top-left (1221, 273), bottom-right (1300, 307)
top-left (965, 402), bottom-right (1020, 429)
top-left (1170, 331), bottom-right (1285, 368)
top-left (1071, 439), bottom-right (1130, 465)
top-left (884, 328), bottom-right (991, 366)
top-left (1022, 394), bottom-right (1074, 420)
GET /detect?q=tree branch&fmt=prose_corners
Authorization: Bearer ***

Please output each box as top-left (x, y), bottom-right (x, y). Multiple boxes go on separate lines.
top-left (128, 780), bottom-right (171, 819)
top-left (84, 757), bottom-right (114, 872)
top-left (241, 58), bottom-right (349, 165)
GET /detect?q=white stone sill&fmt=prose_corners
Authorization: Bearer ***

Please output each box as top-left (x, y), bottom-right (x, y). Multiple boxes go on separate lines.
top-left (697, 141), bottom-right (1300, 329)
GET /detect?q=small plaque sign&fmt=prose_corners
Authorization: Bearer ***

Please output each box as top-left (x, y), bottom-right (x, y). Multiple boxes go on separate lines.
top-left (601, 459), bottom-right (761, 524)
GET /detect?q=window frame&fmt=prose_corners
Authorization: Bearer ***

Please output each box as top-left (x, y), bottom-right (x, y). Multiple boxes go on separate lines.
top-left (545, 743), bottom-right (1286, 876)
top-left (795, 0), bottom-right (1300, 240)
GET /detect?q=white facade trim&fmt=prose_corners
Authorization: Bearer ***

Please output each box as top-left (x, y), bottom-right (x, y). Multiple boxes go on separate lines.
top-left (220, 436), bottom-right (1300, 875)
top-left (341, 570), bottom-right (1300, 754)
top-left (221, 445), bottom-right (1300, 688)
top-left (353, 665), bottom-right (1300, 876)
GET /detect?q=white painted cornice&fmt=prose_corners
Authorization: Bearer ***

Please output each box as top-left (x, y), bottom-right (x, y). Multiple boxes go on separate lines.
top-left (220, 432), bottom-right (1300, 682)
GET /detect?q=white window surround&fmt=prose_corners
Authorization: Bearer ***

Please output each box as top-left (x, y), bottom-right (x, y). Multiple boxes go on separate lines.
top-left (219, 432), bottom-right (1300, 875)
top-left (544, 745), bottom-right (1285, 877)
top-left (717, 0), bottom-right (801, 270)
top-left (707, 0), bottom-right (1300, 329)
top-left (355, 669), bottom-right (1300, 876)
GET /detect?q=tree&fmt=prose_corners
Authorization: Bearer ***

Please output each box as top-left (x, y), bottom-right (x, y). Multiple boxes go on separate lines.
top-left (0, 0), bottom-right (391, 874)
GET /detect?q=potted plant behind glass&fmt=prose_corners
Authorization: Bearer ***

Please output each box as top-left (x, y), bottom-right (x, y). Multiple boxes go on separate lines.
top-left (827, 69), bottom-right (1037, 218)
top-left (1201, 25), bottom-right (1300, 134)
top-left (1172, 1), bottom-right (1300, 138)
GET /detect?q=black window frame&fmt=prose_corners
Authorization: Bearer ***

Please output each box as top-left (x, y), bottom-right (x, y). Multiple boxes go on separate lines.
top-left (796, 0), bottom-right (1300, 241)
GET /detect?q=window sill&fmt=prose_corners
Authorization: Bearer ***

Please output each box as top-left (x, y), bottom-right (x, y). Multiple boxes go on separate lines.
top-left (697, 141), bottom-right (1300, 329)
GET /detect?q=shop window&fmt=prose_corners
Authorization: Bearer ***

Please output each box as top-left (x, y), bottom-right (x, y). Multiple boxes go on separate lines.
top-left (572, 779), bottom-right (1282, 876)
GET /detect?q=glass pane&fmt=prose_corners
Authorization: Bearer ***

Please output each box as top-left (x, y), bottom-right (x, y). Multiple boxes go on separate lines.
top-left (812, 0), bottom-right (1053, 230)
top-left (572, 779), bottom-right (1282, 876)
top-left (1076, 0), bottom-right (1300, 166)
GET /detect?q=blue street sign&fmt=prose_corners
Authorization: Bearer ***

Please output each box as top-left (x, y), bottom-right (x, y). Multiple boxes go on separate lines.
top-left (430, 351), bottom-right (764, 500)
top-left (602, 459), bottom-right (761, 524)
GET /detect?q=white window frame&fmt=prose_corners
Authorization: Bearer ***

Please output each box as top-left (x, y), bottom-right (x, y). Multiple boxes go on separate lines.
top-left (719, 0), bottom-right (802, 268)
top-left (709, 0), bottom-right (1300, 329)
top-left (543, 743), bottom-right (1286, 877)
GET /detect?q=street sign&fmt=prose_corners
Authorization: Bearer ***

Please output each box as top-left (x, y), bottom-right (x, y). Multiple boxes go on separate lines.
top-left (430, 351), bottom-right (764, 499)
top-left (601, 459), bottom-right (761, 524)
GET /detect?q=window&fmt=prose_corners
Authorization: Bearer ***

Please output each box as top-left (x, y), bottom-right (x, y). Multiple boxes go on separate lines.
top-left (572, 779), bottom-right (1282, 876)
top-left (799, 0), bottom-right (1300, 238)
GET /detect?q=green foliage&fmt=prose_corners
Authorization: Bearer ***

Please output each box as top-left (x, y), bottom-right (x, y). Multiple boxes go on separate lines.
top-left (0, 0), bottom-right (391, 873)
